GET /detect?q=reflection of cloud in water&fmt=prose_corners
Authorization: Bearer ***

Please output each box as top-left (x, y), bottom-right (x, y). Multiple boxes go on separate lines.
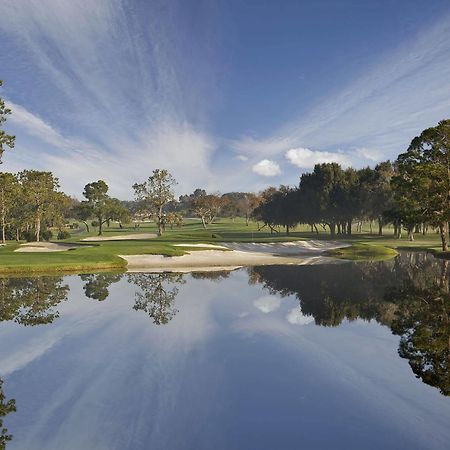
top-left (253, 295), bottom-right (282, 313)
top-left (286, 307), bottom-right (314, 326)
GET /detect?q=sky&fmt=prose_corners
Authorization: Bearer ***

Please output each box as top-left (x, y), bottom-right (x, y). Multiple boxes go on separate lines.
top-left (1, 0), bottom-right (450, 199)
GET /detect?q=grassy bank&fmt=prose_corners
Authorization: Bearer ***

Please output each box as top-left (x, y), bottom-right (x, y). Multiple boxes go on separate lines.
top-left (0, 218), bottom-right (445, 274)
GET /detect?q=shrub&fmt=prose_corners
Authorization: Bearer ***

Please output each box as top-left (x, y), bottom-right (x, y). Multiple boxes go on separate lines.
top-left (57, 230), bottom-right (71, 240)
top-left (91, 220), bottom-right (99, 228)
top-left (41, 230), bottom-right (53, 241)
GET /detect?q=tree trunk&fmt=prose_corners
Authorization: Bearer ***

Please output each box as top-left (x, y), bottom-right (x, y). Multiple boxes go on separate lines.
top-left (378, 217), bottom-right (383, 236)
top-left (286, 225), bottom-right (289, 235)
top-left (408, 227), bottom-right (414, 241)
top-left (439, 223), bottom-right (448, 252)
top-left (313, 223), bottom-right (319, 235)
top-left (83, 221), bottom-right (90, 233)
top-left (35, 216), bottom-right (41, 242)
top-left (329, 223), bottom-right (336, 237)
top-left (369, 220), bottom-right (373, 234)
top-left (98, 215), bottom-right (103, 236)
top-left (245, 214), bottom-right (249, 226)
top-left (347, 220), bottom-right (352, 235)
top-left (201, 216), bottom-right (207, 229)
top-left (1, 212), bottom-right (5, 244)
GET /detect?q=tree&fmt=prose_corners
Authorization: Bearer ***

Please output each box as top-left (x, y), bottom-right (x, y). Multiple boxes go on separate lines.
top-left (192, 193), bottom-right (225, 228)
top-left (82, 180), bottom-right (110, 236)
top-left (0, 80), bottom-right (15, 163)
top-left (133, 169), bottom-right (177, 236)
top-left (104, 198), bottom-right (131, 228)
top-left (19, 170), bottom-right (60, 242)
top-left (0, 172), bottom-right (19, 243)
top-left (394, 120), bottom-right (450, 250)
top-left (72, 200), bottom-right (92, 233)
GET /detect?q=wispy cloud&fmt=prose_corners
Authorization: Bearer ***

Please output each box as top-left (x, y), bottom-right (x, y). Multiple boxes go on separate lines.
top-left (232, 12), bottom-right (450, 170)
top-left (0, 0), bottom-right (219, 197)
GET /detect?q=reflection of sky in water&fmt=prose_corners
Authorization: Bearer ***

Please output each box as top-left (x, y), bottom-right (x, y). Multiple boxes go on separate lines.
top-left (0, 269), bottom-right (449, 450)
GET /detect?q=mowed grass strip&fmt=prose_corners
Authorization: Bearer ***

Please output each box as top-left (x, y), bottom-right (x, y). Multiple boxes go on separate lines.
top-left (0, 218), bottom-right (445, 273)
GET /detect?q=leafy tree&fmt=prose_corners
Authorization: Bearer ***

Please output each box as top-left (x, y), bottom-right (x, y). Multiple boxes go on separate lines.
top-left (394, 120), bottom-right (450, 250)
top-left (82, 180), bottom-right (110, 236)
top-left (0, 172), bottom-right (19, 243)
top-left (192, 193), bottom-right (225, 228)
top-left (0, 80), bottom-right (15, 163)
top-left (133, 169), bottom-right (177, 236)
top-left (18, 170), bottom-right (61, 242)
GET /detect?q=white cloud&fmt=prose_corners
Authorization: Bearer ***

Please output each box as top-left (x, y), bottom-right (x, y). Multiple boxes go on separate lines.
top-left (286, 308), bottom-right (314, 326)
top-left (235, 154), bottom-right (249, 161)
top-left (253, 296), bottom-right (282, 313)
top-left (252, 159), bottom-right (281, 177)
top-left (354, 147), bottom-right (384, 162)
top-left (285, 147), bottom-right (351, 169)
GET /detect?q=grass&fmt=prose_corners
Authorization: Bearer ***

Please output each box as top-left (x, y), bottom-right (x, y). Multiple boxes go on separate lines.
top-left (0, 218), bottom-right (445, 273)
top-left (325, 243), bottom-right (399, 261)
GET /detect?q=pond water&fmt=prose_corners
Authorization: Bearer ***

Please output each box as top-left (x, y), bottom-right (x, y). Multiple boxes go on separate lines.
top-left (0, 252), bottom-right (449, 450)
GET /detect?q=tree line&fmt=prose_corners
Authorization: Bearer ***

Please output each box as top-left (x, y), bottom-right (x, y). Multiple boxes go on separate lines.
top-left (253, 119), bottom-right (450, 250)
top-left (1, 79), bottom-right (450, 248)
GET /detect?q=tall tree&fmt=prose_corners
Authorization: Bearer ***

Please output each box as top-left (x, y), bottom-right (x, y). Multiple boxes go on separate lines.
top-left (0, 172), bottom-right (19, 243)
top-left (0, 80), bottom-right (15, 163)
top-left (82, 180), bottom-right (110, 236)
top-left (19, 170), bottom-right (60, 242)
top-left (133, 169), bottom-right (177, 236)
top-left (394, 119), bottom-right (450, 250)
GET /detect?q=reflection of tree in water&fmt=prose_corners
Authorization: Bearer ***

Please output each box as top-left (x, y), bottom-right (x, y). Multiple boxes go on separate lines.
top-left (388, 260), bottom-right (450, 396)
top-left (0, 277), bottom-right (69, 326)
top-left (0, 378), bottom-right (16, 449)
top-left (128, 273), bottom-right (185, 325)
top-left (190, 271), bottom-right (231, 281)
top-left (249, 252), bottom-right (450, 396)
top-left (80, 273), bottom-right (123, 301)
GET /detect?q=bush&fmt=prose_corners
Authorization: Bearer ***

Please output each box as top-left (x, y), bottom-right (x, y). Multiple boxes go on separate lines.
top-left (41, 230), bottom-right (53, 241)
top-left (91, 220), bottom-right (99, 228)
top-left (57, 230), bottom-right (71, 240)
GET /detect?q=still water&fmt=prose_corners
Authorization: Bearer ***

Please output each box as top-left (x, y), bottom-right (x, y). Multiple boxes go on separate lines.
top-left (0, 252), bottom-right (449, 450)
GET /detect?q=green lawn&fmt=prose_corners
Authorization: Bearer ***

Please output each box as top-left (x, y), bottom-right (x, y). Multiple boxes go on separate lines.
top-left (0, 218), bottom-right (445, 274)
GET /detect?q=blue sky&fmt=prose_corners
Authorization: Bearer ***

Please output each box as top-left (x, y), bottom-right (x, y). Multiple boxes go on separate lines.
top-left (1, 0), bottom-right (450, 198)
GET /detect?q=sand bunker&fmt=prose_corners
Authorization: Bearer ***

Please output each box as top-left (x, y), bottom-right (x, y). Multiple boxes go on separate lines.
top-left (121, 240), bottom-right (349, 272)
top-left (173, 243), bottom-right (229, 250)
top-left (221, 240), bottom-right (349, 255)
top-left (15, 242), bottom-right (91, 252)
top-left (81, 233), bottom-right (157, 242)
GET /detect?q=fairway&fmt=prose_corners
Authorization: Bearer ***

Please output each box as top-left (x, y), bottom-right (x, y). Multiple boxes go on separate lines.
top-left (0, 218), bottom-right (445, 274)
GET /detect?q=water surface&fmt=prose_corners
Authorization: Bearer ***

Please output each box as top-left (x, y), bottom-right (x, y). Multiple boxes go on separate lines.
top-left (0, 252), bottom-right (449, 449)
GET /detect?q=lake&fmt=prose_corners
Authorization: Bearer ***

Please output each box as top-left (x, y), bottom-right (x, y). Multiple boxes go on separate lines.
top-left (0, 251), bottom-right (449, 449)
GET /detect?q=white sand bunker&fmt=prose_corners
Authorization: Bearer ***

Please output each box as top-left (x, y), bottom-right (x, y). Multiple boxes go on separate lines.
top-left (173, 243), bottom-right (229, 250)
top-left (81, 233), bottom-right (157, 242)
top-left (222, 240), bottom-right (350, 255)
top-left (15, 242), bottom-right (91, 252)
